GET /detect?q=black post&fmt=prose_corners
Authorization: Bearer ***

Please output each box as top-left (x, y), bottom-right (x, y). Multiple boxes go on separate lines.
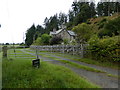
top-left (36, 46), bottom-right (38, 59)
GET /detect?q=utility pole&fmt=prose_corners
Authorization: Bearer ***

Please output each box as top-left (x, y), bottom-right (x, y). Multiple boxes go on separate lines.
top-left (108, 0), bottom-right (110, 16)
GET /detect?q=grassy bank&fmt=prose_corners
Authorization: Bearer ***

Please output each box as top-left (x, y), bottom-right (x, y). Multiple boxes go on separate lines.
top-left (2, 58), bottom-right (100, 88)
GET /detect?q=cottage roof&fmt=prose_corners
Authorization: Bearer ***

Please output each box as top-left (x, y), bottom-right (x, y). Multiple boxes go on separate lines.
top-left (67, 30), bottom-right (75, 36)
top-left (50, 29), bottom-right (75, 36)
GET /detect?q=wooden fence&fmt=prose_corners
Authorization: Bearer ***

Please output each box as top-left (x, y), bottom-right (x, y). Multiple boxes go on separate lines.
top-left (30, 44), bottom-right (89, 58)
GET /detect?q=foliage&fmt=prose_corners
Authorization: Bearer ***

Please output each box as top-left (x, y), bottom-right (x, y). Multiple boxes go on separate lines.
top-left (33, 37), bottom-right (42, 45)
top-left (41, 34), bottom-right (51, 45)
top-left (50, 36), bottom-right (63, 45)
top-left (36, 25), bottom-right (45, 36)
top-left (25, 24), bottom-right (36, 47)
top-left (63, 39), bottom-right (69, 45)
top-left (98, 16), bottom-right (120, 38)
top-left (97, 2), bottom-right (120, 16)
top-left (58, 12), bottom-right (67, 28)
top-left (88, 35), bottom-right (120, 62)
top-left (70, 39), bottom-right (77, 45)
top-left (44, 15), bottom-right (59, 34)
top-left (72, 23), bottom-right (92, 44)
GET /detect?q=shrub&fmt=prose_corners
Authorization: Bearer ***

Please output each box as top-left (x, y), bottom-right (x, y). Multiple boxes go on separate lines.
top-left (98, 16), bottom-right (120, 38)
top-left (98, 29), bottom-right (113, 38)
top-left (63, 39), bottom-right (69, 45)
top-left (72, 23), bottom-right (92, 44)
top-left (70, 40), bottom-right (77, 45)
top-left (33, 37), bottom-right (42, 45)
top-left (50, 36), bottom-right (63, 45)
top-left (98, 18), bottom-right (107, 29)
top-left (88, 35), bottom-right (120, 62)
top-left (41, 34), bottom-right (51, 45)
top-left (104, 17), bottom-right (120, 36)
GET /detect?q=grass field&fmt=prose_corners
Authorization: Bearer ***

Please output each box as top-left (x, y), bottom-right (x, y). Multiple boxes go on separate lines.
top-left (2, 49), bottom-right (100, 88)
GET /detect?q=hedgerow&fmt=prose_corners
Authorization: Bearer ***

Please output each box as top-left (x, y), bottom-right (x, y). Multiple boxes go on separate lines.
top-left (88, 35), bottom-right (120, 62)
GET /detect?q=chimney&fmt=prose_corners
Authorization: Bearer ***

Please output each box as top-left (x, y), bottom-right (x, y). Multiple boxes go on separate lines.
top-left (53, 28), bottom-right (56, 32)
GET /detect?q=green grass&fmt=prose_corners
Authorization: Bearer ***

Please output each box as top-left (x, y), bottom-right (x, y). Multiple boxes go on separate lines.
top-left (8, 49), bottom-right (25, 54)
top-left (7, 49), bottom-right (36, 60)
top-left (58, 60), bottom-right (105, 73)
top-left (74, 58), bottom-right (119, 70)
top-left (107, 74), bottom-right (120, 79)
top-left (2, 58), bottom-right (100, 88)
top-left (37, 51), bottom-right (119, 69)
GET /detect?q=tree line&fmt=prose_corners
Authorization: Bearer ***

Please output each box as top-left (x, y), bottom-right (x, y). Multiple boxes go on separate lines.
top-left (25, 1), bottom-right (120, 46)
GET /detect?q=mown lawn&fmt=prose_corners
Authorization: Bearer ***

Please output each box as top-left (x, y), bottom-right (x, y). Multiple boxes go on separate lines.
top-left (2, 49), bottom-right (100, 88)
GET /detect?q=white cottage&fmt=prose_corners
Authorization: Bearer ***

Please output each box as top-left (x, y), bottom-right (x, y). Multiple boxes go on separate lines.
top-left (50, 28), bottom-right (76, 41)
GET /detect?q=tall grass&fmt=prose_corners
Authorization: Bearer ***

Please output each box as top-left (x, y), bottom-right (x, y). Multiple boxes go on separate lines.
top-left (2, 58), bottom-right (100, 88)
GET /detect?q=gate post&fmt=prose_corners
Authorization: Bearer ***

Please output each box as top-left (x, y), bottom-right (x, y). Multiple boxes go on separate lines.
top-left (81, 44), bottom-right (84, 58)
top-left (2, 46), bottom-right (7, 58)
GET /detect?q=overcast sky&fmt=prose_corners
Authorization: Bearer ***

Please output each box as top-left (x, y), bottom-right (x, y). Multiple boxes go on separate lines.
top-left (0, 0), bottom-right (99, 43)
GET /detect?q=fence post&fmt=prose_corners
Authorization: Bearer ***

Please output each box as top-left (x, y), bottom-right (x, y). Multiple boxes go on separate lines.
top-left (2, 46), bottom-right (7, 58)
top-left (81, 44), bottom-right (84, 58)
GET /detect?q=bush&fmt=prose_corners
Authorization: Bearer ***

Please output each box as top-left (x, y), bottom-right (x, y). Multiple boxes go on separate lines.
top-left (33, 37), bottom-right (42, 45)
top-left (70, 40), bottom-right (77, 45)
top-left (50, 36), bottom-right (63, 45)
top-left (72, 23), bottom-right (92, 44)
top-left (98, 18), bottom-right (107, 29)
top-left (104, 17), bottom-right (120, 36)
top-left (98, 29), bottom-right (113, 38)
top-left (88, 35), bottom-right (120, 62)
top-left (41, 34), bottom-right (51, 45)
top-left (98, 16), bottom-right (120, 38)
top-left (63, 39), bottom-right (69, 45)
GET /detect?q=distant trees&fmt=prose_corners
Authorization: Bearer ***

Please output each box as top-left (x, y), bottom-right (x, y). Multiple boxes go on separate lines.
top-left (67, 1), bottom-right (96, 27)
top-left (25, 24), bottom-right (36, 46)
top-left (44, 14), bottom-right (59, 34)
top-left (97, 2), bottom-right (120, 16)
top-left (25, 24), bottom-right (45, 46)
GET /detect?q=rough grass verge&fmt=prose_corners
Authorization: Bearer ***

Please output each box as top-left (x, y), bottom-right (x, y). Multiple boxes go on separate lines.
top-left (39, 51), bottom-right (119, 70)
top-left (2, 58), bottom-right (100, 88)
top-left (58, 60), bottom-right (105, 73)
